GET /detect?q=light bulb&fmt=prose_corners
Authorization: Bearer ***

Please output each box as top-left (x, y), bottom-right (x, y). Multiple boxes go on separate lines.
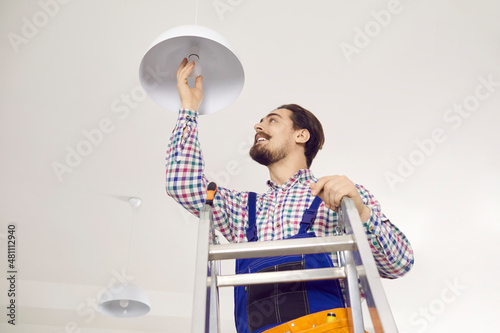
top-left (119, 300), bottom-right (129, 308)
top-left (188, 53), bottom-right (202, 78)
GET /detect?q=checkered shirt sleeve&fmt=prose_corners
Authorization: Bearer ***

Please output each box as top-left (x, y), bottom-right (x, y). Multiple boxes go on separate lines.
top-left (355, 184), bottom-right (414, 278)
top-left (165, 108), bottom-right (249, 243)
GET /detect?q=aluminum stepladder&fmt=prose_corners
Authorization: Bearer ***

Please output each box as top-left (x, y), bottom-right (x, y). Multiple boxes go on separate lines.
top-left (191, 183), bottom-right (399, 333)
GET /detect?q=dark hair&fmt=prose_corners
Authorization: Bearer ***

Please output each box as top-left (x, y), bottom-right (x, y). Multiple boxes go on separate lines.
top-left (277, 104), bottom-right (325, 168)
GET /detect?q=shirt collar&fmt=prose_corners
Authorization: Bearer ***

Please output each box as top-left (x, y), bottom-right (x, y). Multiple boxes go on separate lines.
top-left (266, 169), bottom-right (314, 191)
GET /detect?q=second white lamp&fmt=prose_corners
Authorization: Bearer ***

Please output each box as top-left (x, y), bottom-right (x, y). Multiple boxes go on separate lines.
top-left (139, 25), bottom-right (244, 115)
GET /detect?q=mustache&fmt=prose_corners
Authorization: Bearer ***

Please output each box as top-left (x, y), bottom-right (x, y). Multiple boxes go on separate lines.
top-left (254, 132), bottom-right (271, 143)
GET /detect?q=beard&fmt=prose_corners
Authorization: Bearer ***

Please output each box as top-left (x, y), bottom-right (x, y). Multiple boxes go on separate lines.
top-left (249, 142), bottom-right (287, 166)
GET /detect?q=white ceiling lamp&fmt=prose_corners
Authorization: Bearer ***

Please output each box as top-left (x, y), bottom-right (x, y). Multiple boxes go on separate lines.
top-left (139, 3), bottom-right (244, 115)
top-left (98, 197), bottom-right (150, 318)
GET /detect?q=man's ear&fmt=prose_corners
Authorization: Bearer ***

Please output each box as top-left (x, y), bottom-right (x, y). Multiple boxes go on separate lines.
top-left (295, 128), bottom-right (310, 144)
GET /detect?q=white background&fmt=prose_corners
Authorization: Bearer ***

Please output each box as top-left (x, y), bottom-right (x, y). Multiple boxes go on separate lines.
top-left (1, 0), bottom-right (499, 332)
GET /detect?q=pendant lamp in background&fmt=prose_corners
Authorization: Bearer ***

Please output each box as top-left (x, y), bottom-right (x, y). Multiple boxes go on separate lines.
top-left (98, 197), bottom-right (150, 318)
top-left (139, 24), bottom-right (245, 115)
top-left (97, 284), bottom-right (150, 318)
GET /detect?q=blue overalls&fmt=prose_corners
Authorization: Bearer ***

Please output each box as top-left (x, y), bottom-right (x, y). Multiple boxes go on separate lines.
top-left (234, 192), bottom-right (345, 333)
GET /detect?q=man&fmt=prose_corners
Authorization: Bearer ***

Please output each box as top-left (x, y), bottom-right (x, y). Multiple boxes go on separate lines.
top-left (166, 59), bottom-right (414, 332)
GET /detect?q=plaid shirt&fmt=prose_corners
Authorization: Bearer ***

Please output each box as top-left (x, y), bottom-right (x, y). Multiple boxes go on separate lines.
top-left (166, 109), bottom-right (414, 279)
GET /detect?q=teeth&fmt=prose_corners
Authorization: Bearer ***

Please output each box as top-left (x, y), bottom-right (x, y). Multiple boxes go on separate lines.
top-left (257, 138), bottom-right (267, 142)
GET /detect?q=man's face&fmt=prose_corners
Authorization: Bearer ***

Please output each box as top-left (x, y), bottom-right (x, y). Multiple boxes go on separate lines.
top-left (249, 108), bottom-right (296, 166)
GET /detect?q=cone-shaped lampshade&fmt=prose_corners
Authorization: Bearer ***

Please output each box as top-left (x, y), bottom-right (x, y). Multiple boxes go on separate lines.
top-left (139, 25), bottom-right (244, 115)
top-left (97, 284), bottom-right (150, 318)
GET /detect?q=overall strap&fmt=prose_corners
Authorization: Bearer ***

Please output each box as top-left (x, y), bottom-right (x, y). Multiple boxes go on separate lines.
top-left (298, 196), bottom-right (322, 234)
top-left (246, 192), bottom-right (258, 242)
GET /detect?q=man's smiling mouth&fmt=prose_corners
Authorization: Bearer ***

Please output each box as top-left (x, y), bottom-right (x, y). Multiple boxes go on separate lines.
top-left (254, 133), bottom-right (270, 145)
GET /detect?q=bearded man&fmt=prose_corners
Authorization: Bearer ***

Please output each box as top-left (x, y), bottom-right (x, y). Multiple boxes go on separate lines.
top-left (165, 59), bottom-right (414, 333)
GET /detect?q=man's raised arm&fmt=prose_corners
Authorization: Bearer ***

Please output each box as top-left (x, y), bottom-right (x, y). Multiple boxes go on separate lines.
top-left (164, 59), bottom-right (249, 243)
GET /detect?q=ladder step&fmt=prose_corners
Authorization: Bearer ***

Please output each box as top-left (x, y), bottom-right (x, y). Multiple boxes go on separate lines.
top-left (213, 267), bottom-right (346, 287)
top-left (209, 235), bottom-right (355, 260)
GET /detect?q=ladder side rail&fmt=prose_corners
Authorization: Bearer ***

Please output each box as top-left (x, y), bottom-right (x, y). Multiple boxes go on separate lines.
top-left (191, 204), bottom-right (212, 333)
top-left (339, 197), bottom-right (398, 333)
top-left (341, 249), bottom-right (365, 333)
top-left (209, 235), bottom-right (221, 333)
top-left (209, 260), bottom-right (220, 333)
top-left (209, 235), bottom-right (355, 260)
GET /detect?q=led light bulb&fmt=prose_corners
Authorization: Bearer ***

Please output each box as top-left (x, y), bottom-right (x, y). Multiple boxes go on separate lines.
top-left (188, 53), bottom-right (202, 78)
top-left (119, 300), bottom-right (129, 308)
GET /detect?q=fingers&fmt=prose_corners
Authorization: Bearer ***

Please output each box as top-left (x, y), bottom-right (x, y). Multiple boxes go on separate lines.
top-left (176, 58), bottom-right (195, 84)
top-left (310, 176), bottom-right (334, 210)
top-left (321, 177), bottom-right (341, 210)
top-left (329, 179), bottom-right (353, 210)
top-left (195, 75), bottom-right (203, 90)
top-left (176, 58), bottom-right (188, 76)
top-left (176, 58), bottom-right (203, 110)
top-left (310, 176), bottom-right (330, 196)
top-left (310, 176), bottom-right (357, 211)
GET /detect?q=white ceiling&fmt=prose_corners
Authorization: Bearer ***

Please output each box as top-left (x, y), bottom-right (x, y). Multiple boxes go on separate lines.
top-left (1, 0), bottom-right (499, 332)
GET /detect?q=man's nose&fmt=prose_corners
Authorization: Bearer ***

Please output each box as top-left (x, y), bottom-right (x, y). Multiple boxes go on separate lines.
top-left (254, 122), bottom-right (263, 132)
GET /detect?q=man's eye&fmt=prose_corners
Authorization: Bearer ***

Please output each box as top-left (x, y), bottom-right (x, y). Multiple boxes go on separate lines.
top-left (270, 118), bottom-right (276, 122)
